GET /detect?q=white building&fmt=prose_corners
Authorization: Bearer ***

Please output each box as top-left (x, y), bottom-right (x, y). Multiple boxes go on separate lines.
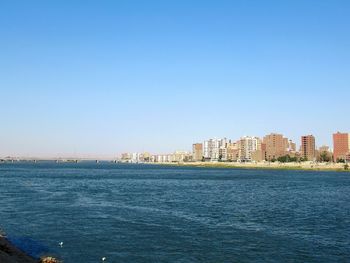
top-left (203, 138), bottom-right (228, 161)
top-left (131, 153), bottom-right (143, 163)
top-left (239, 136), bottom-right (261, 162)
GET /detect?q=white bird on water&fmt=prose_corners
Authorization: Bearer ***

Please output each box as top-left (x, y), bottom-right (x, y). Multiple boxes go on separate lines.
top-left (59, 242), bottom-right (64, 248)
top-left (102, 257), bottom-right (106, 262)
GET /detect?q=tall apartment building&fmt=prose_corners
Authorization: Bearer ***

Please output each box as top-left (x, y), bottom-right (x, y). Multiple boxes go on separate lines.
top-left (251, 142), bottom-right (266, 162)
top-left (263, 133), bottom-right (288, 160)
top-left (287, 139), bottom-right (296, 152)
top-left (219, 146), bottom-right (228, 161)
top-left (227, 142), bottom-right (239, 161)
top-left (238, 136), bottom-right (261, 162)
top-left (192, 143), bottom-right (203, 161)
top-left (301, 135), bottom-right (316, 161)
top-left (333, 132), bottom-right (350, 162)
top-left (131, 153), bottom-right (143, 163)
top-left (203, 138), bottom-right (227, 161)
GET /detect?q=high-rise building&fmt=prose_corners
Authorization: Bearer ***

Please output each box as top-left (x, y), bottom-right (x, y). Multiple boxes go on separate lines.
top-left (219, 146), bottom-right (228, 161)
top-left (333, 132), bottom-right (350, 162)
top-left (192, 143), bottom-right (203, 161)
top-left (287, 140), bottom-right (296, 152)
top-left (227, 142), bottom-right (239, 161)
top-left (238, 136), bottom-right (261, 162)
top-left (301, 135), bottom-right (316, 161)
top-left (203, 138), bottom-right (227, 161)
top-left (263, 133), bottom-right (288, 160)
top-left (251, 143), bottom-right (266, 162)
top-left (131, 153), bottom-right (143, 163)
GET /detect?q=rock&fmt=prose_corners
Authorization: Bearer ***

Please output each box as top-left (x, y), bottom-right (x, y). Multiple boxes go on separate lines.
top-left (40, 256), bottom-right (61, 263)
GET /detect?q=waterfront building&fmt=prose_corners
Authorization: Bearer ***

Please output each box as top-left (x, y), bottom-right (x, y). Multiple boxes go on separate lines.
top-left (227, 142), bottom-right (239, 161)
top-left (263, 133), bottom-right (288, 160)
top-left (251, 143), bottom-right (266, 162)
top-left (287, 139), bottom-right (296, 152)
top-left (155, 154), bottom-right (173, 163)
top-left (238, 136), bottom-right (261, 162)
top-left (192, 143), bottom-right (203, 161)
top-left (301, 135), bottom-right (316, 161)
top-left (219, 146), bottom-right (228, 161)
top-left (203, 138), bottom-right (228, 161)
top-left (333, 132), bottom-right (350, 162)
top-left (131, 153), bottom-right (143, 163)
top-left (121, 153), bottom-right (131, 162)
top-left (173, 151), bottom-right (191, 162)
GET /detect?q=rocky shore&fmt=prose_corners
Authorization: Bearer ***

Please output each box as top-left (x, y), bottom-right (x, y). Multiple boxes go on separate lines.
top-left (0, 235), bottom-right (60, 263)
top-left (0, 235), bottom-right (37, 263)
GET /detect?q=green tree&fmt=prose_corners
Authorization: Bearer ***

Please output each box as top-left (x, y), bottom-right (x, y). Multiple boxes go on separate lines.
top-left (320, 151), bottom-right (330, 162)
top-left (300, 157), bottom-right (308, 162)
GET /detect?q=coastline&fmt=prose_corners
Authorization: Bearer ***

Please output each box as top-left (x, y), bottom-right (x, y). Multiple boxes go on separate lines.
top-left (0, 234), bottom-right (60, 263)
top-left (151, 161), bottom-right (350, 172)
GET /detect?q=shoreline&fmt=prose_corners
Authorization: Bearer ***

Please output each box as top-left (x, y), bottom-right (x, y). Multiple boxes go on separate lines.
top-left (0, 234), bottom-right (60, 263)
top-left (2, 160), bottom-right (348, 172)
top-left (0, 235), bottom-right (36, 263)
top-left (151, 161), bottom-right (350, 172)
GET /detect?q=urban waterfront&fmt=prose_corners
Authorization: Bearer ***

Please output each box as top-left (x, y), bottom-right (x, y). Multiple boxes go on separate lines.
top-left (1, 162), bottom-right (349, 263)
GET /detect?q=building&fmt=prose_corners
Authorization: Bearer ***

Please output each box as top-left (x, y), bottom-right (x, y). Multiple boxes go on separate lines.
top-left (251, 143), bottom-right (266, 162)
top-left (203, 138), bottom-right (228, 161)
top-left (333, 132), bottom-right (350, 162)
top-left (192, 143), bottom-right (203, 161)
top-left (219, 146), bottom-right (228, 161)
top-left (120, 153), bottom-right (131, 162)
top-left (301, 135), bottom-right (316, 161)
top-left (131, 153), bottom-right (142, 163)
top-left (227, 142), bottom-right (239, 161)
top-left (173, 151), bottom-right (191, 162)
top-left (154, 154), bottom-right (173, 163)
top-left (238, 136), bottom-right (261, 162)
top-left (263, 133), bottom-right (288, 160)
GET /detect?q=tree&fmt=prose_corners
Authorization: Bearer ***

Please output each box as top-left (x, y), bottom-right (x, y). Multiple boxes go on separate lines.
top-left (300, 157), bottom-right (308, 162)
top-left (277, 155), bottom-right (298, 163)
top-left (320, 151), bottom-right (330, 162)
top-left (344, 164), bottom-right (349, 170)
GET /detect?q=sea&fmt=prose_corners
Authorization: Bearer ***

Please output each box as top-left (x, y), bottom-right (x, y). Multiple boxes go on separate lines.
top-left (0, 162), bottom-right (349, 263)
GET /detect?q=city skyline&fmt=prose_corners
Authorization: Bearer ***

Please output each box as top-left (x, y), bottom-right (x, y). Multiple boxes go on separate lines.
top-left (118, 131), bottom-right (349, 164)
top-left (2, 131), bottom-right (348, 160)
top-left (1, 1), bottom-right (349, 157)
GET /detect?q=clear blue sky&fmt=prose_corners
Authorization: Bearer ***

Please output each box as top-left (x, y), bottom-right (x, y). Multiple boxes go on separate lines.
top-left (0, 0), bottom-right (349, 157)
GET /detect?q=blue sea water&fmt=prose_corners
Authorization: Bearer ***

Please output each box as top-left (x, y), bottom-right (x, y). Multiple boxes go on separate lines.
top-left (0, 162), bottom-right (349, 263)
